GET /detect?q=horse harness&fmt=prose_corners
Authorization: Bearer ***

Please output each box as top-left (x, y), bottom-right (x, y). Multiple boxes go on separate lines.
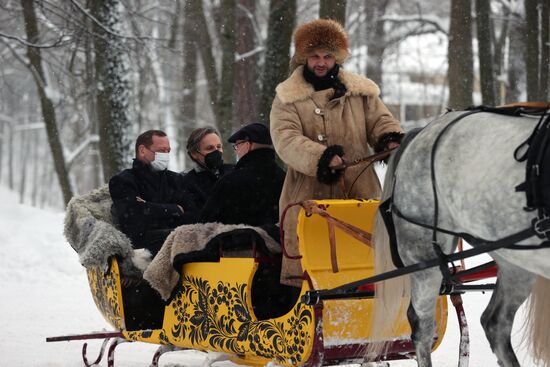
top-left (381, 105), bottom-right (550, 277)
top-left (299, 105), bottom-right (550, 305)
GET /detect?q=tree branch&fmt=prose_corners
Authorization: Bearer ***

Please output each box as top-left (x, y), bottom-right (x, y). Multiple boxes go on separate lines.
top-left (0, 30), bottom-right (69, 48)
top-left (381, 16), bottom-right (448, 36)
top-left (235, 46), bottom-right (264, 62)
top-left (69, 0), bottom-right (157, 44)
top-left (237, 3), bottom-right (263, 48)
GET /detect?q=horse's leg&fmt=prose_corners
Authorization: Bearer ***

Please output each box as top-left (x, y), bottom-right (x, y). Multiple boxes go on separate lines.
top-left (480, 259), bottom-right (535, 367)
top-left (396, 222), bottom-right (455, 367)
top-left (407, 268), bottom-right (443, 367)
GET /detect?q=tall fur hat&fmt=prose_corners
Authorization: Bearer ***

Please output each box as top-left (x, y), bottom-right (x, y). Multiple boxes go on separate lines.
top-left (290, 19), bottom-right (350, 72)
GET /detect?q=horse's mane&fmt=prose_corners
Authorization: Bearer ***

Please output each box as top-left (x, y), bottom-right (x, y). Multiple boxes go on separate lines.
top-left (365, 129), bottom-right (422, 360)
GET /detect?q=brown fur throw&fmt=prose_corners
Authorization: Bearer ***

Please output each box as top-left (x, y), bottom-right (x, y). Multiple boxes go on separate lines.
top-left (143, 222), bottom-right (281, 300)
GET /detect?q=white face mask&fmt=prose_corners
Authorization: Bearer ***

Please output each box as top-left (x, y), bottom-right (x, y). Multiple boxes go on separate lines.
top-left (150, 152), bottom-right (170, 171)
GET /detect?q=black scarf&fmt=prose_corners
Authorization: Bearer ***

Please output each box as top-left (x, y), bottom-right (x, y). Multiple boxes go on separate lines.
top-left (303, 64), bottom-right (347, 99)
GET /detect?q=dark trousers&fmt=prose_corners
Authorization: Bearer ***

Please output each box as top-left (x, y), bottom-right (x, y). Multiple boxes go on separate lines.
top-left (139, 228), bottom-right (173, 256)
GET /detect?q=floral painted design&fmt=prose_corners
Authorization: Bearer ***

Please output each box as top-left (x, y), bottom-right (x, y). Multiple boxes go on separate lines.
top-left (167, 275), bottom-right (313, 365)
top-left (125, 329), bottom-right (170, 346)
top-left (87, 264), bottom-right (124, 330)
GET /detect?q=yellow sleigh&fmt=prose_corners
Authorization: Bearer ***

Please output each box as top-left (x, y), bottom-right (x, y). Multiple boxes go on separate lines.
top-left (50, 199), bottom-right (448, 366)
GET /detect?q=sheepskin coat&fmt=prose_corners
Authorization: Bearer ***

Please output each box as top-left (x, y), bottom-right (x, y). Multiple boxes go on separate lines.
top-left (270, 66), bottom-right (403, 286)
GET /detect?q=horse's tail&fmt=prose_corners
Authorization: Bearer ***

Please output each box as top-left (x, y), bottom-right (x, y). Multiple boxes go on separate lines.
top-left (365, 144), bottom-right (412, 360)
top-left (526, 276), bottom-right (550, 366)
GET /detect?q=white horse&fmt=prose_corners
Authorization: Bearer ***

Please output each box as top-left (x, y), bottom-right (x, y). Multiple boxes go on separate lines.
top-left (369, 109), bottom-right (550, 367)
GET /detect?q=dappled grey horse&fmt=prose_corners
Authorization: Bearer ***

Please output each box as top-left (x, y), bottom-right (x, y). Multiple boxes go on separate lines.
top-left (369, 110), bottom-right (550, 367)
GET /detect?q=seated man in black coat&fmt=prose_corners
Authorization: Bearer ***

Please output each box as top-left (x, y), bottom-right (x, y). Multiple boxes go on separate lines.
top-left (181, 127), bottom-right (234, 210)
top-left (109, 130), bottom-right (197, 256)
top-left (199, 123), bottom-right (285, 227)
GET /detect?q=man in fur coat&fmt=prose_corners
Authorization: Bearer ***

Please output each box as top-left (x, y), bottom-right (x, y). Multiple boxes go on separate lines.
top-left (270, 19), bottom-right (404, 287)
top-left (109, 130), bottom-right (197, 256)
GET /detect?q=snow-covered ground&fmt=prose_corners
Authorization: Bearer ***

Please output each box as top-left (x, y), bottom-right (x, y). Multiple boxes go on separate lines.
top-left (0, 186), bottom-right (539, 366)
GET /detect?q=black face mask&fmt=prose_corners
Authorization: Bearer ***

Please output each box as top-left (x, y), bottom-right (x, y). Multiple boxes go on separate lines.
top-left (204, 150), bottom-right (223, 171)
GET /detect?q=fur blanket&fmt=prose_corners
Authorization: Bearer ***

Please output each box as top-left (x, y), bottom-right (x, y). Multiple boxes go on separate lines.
top-left (144, 222), bottom-right (281, 301)
top-left (64, 185), bottom-right (145, 277)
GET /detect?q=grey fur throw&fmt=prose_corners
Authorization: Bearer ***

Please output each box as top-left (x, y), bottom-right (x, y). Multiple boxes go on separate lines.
top-left (64, 185), bottom-right (144, 277)
top-left (144, 223), bottom-right (281, 301)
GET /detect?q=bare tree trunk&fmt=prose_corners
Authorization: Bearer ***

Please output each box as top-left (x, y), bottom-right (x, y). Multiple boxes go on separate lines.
top-left (506, 12), bottom-right (525, 103)
top-left (45, 165), bottom-right (55, 207)
top-left (0, 122), bottom-right (4, 185)
top-left (148, 3), bottom-right (178, 162)
top-left (31, 130), bottom-right (39, 206)
top-left (8, 123), bottom-right (14, 190)
top-left (84, 9), bottom-right (102, 188)
top-left (218, 0), bottom-right (237, 160)
top-left (524, 0), bottom-right (541, 101)
top-left (258, 0), bottom-right (296, 124)
top-left (190, 1), bottom-right (236, 161)
top-left (91, 0), bottom-right (132, 181)
top-left (475, 0), bottom-right (496, 105)
top-left (181, 0), bottom-right (198, 169)
top-left (448, 0), bottom-right (474, 109)
top-left (168, 0), bottom-right (181, 49)
top-left (19, 127), bottom-right (29, 204)
top-left (39, 148), bottom-right (48, 208)
top-left (365, 0), bottom-right (390, 89)
top-left (192, 0), bottom-right (221, 122)
top-left (234, 0), bottom-right (259, 125)
top-left (319, 0), bottom-right (347, 26)
top-left (491, 11), bottom-right (508, 81)
top-left (20, 0), bottom-right (73, 205)
top-left (491, 5), bottom-right (509, 104)
top-left (540, 0), bottom-right (549, 100)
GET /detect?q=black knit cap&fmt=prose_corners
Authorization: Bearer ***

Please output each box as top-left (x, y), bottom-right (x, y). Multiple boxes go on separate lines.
top-left (228, 123), bottom-right (272, 145)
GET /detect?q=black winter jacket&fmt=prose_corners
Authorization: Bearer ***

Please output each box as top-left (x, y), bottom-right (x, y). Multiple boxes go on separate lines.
top-left (199, 148), bottom-right (285, 226)
top-left (109, 159), bottom-right (197, 248)
top-left (180, 164), bottom-right (233, 210)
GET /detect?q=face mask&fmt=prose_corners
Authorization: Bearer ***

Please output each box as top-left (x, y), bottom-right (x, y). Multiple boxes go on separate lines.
top-left (150, 152), bottom-right (170, 171)
top-left (204, 150), bottom-right (223, 171)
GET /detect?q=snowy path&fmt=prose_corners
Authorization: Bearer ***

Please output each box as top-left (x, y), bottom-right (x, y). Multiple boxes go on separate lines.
top-left (0, 187), bottom-right (537, 366)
